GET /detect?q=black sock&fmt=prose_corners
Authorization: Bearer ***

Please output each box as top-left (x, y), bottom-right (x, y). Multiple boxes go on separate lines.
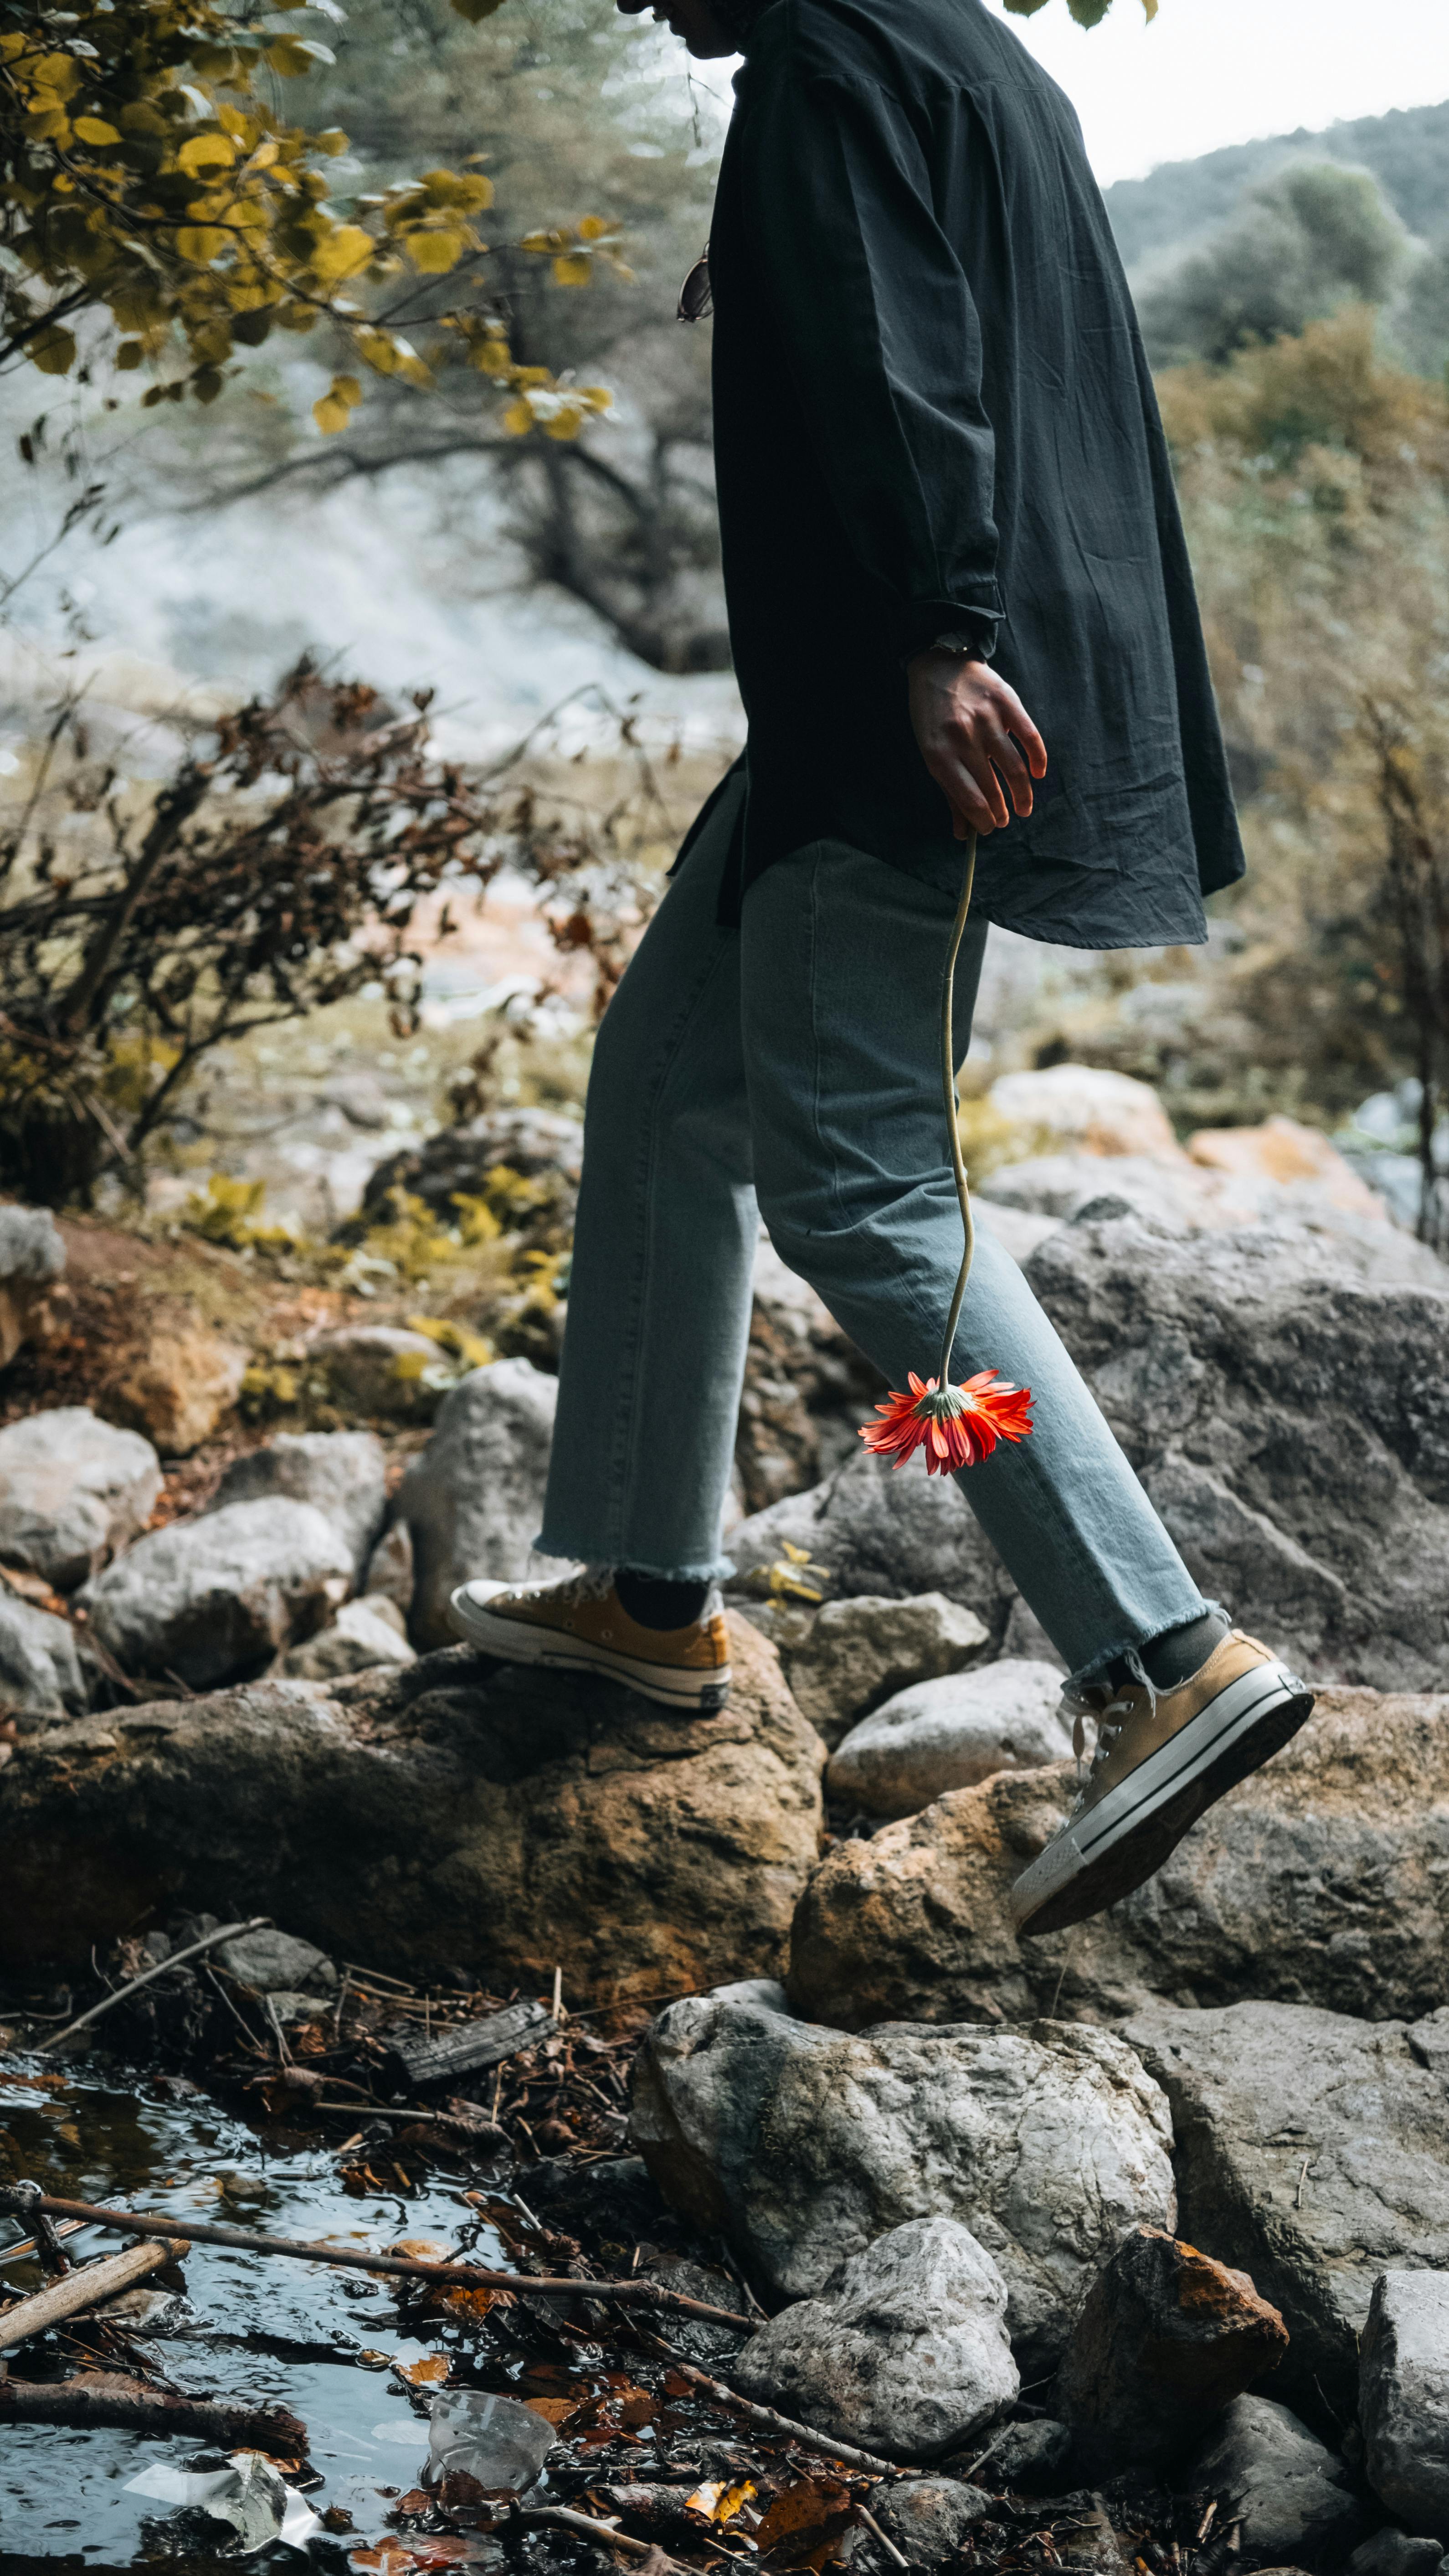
top-left (1110, 1610), bottom-right (1230, 1693)
top-left (614, 1569), bottom-right (711, 1631)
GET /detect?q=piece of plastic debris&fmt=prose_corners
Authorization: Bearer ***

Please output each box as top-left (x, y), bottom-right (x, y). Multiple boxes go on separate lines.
top-left (125, 2450), bottom-right (320, 2552)
top-left (426, 2387), bottom-right (556, 2492)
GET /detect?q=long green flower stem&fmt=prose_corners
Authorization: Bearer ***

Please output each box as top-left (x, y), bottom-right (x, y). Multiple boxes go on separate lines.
top-left (935, 828), bottom-right (979, 1391)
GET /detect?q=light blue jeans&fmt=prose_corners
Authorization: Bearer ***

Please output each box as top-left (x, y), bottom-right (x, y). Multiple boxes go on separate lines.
top-left (539, 773), bottom-right (1207, 1681)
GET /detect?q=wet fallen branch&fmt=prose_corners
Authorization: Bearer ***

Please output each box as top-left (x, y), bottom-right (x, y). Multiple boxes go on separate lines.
top-left (638, 2337), bottom-right (914, 2482)
top-left (384, 1997), bottom-right (555, 2090)
top-left (0, 2236), bottom-right (186, 2349)
top-left (37, 1917), bottom-right (272, 2052)
top-left (0, 2369), bottom-right (307, 2453)
top-left (0, 2187), bottom-right (749, 2327)
top-left (516, 2501), bottom-right (688, 2568)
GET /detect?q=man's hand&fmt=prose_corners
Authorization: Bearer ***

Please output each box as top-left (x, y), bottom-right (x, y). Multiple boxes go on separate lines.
top-left (908, 649), bottom-right (1048, 840)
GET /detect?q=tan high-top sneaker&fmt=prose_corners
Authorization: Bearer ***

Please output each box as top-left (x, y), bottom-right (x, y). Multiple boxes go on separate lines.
top-left (447, 1567), bottom-right (731, 1713)
top-left (1010, 1629), bottom-right (1314, 1937)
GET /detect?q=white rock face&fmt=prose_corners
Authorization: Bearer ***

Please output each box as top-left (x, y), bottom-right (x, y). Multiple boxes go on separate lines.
top-left (630, 1984), bottom-right (1176, 2373)
top-left (781, 1593), bottom-right (989, 1749)
top-left (282, 1594), bottom-right (416, 1680)
top-left (0, 1205), bottom-right (64, 1368)
top-left (988, 1065), bottom-right (1179, 1158)
top-left (212, 1430), bottom-right (388, 1574)
top-left (827, 1660), bottom-right (1071, 1817)
top-left (1360, 2271), bottom-right (1449, 2540)
top-left (79, 1497), bottom-right (353, 1689)
top-left (735, 2216), bottom-right (1019, 2460)
top-left (395, 1358), bottom-right (561, 1649)
top-left (0, 1590), bottom-right (87, 1717)
top-left (0, 1407), bottom-right (161, 1591)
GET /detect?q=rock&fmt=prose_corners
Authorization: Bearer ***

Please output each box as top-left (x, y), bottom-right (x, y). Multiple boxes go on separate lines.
top-left (986, 2418), bottom-right (1074, 2493)
top-left (355, 1106), bottom-right (583, 1227)
top-left (1346, 2534), bottom-right (1444, 2576)
top-left (281, 1594), bottom-right (416, 1680)
top-left (982, 1149), bottom-right (1406, 1249)
top-left (108, 1318), bottom-right (248, 1455)
top-left (211, 1431), bottom-right (387, 1574)
top-left (629, 1984), bottom-right (1176, 2372)
top-left (776, 1594), bottom-right (990, 1749)
top-left (1188, 1117), bottom-right (1388, 1220)
top-left (0, 1589), bottom-right (86, 1717)
top-left (0, 1204), bottom-right (64, 1368)
top-left (363, 1519), bottom-right (414, 1615)
top-left (788, 1685), bottom-right (1449, 2035)
top-left (394, 1359), bottom-right (562, 1649)
top-left (0, 1407), bottom-right (161, 1591)
top-left (735, 2216), bottom-right (1019, 2462)
top-left (0, 1615), bottom-right (825, 2003)
top-left (1122, 2001), bottom-right (1449, 2421)
top-left (730, 1449), bottom-right (1012, 1637)
top-left (873, 2474), bottom-right (993, 2560)
top-left (1056, 2226), bottom-right (1289, 2476)
top-left (1360, 2273), bottom-right (1449, 2541)
top-left (311, 1324), bottom-right (447, 1421)
top-left (737, 1238), bottom-right (885, 1511)
top-left (1021, 1216), bottom-right (1449, 1690)
top-left (1185, 2396), bottom-right (1372, 2570)
top-left (78, 1498), bottom-right (354, 1689)
top-left (975, 1199), bottom-right (1064, 1265)
top-left (215, 1927), bottom-right (338, 1994)
top-left (987, 1066), bottom-right (1180, 1158)
top-left (827, 1661), bottom-right (1071, 1818)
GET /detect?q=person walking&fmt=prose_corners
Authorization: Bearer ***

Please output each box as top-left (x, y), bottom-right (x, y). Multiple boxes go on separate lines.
top-left (450, 0), bottom-right (1315, 1936)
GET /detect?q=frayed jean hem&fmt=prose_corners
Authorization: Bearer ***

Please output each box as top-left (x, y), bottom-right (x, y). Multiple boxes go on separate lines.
top-left (533, 1531), bottom-right (738, 1585)
top-left (1065, 1596), bottom-right (1229, 1697)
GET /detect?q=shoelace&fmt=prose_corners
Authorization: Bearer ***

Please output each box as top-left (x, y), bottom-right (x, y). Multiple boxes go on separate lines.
top-left (1064, 1689), bottom-right (1138, 1806)
top-left (495, 1564), bottom-right (615, 1609)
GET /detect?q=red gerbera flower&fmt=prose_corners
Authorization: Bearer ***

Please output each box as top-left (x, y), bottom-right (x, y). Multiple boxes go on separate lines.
top-left (861, 1368), bottom-right (1034, 1476)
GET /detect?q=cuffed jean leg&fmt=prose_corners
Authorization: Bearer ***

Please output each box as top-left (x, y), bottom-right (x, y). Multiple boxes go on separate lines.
top-left (537, 776), bottom-right (756, 1579)
top-left (740, 842), bottom-right (1208, 1678)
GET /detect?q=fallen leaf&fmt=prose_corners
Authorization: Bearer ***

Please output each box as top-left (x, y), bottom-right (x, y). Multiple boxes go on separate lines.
top-left (523, 2395), bottom-right (581, 2425)
top-left (394, 2354), bottom-right (449, 2387)
top-left (755, 2476), bottom-right (855, 2571)
top-left (391, 2237), bottom-right (453, 2264)
top-left (351, 2542), bottom-right (475, 2572)
top-left (686, 2477), bottom-right (756, 2525)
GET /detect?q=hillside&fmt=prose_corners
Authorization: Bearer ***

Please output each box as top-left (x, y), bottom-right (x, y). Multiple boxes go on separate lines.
top-left (1104, 95), bottom-right (1449, 275)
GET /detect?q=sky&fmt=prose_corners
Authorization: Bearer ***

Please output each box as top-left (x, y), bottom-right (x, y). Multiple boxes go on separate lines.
top-left (979, 0), bottom-right (1449, 184)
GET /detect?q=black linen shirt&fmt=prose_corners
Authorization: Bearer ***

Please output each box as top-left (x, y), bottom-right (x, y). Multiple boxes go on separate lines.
top-left (701, 0), bottom-right (1245, 946)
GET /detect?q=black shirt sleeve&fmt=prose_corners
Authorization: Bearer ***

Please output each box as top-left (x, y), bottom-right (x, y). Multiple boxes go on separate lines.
top-left (735, 66), bottom-right (1003, 663)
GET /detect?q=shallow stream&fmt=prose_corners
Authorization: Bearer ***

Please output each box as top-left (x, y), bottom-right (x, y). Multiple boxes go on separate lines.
top-left (0, 2050), bottom-right (551, 2572)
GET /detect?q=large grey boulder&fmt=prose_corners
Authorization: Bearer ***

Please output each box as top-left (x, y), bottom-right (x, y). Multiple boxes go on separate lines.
top-left (789, 1686), bottom-right (1449, 2031)
top-left (1185, 2395), bottom-right (1372, 2569)
top-left (0, 1617), bottom-right (823, 2003)
top-left (730, 1449), bottom-right (1012, 1637)
top-left (0, 1589), bottom-right (86, 1718)
top-left (78, 1498), bottom-right (353, 1689)
top-left (735, 1215), bottom-right (1449, 1691)
top-left (394, 1359), bottom-right (561, 1648)
top-left (771, 1593), bottom-right (991, 1748)
top-left (629, 1984), bottom-right (1176, 2374)
top-left (1360, 2273), bottom-right (1449, 2540)
top-left (211, 1432), bottom-right (387, 1576)
top-left (827, 1660), bottom-right (1071, 1817)
top-left (1023, 1216), bottom-right (1449, 1690)
top-left (0, 1204), bottom-right (64, 1368)
top-left (0, 1407), bottom-right (160, 1591)
top-left (734, 2216), bottom-right (1018, 2462)
top-left (1122, 2001), bottom-right (1449, 2419)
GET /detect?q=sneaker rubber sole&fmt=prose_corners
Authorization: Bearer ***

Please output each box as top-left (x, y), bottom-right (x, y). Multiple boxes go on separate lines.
top-left (1012, 1657), bottom-right (1315, 1938)
top-left (447, 1584), bottom-right (731, 1714)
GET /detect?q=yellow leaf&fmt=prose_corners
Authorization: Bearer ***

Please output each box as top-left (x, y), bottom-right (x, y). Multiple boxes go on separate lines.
top-left (502, 397), bottom-right (534, 436)
top-left (577, 216), bottom-right (611, 241)
top-left (29, 324), bottom-right (76, 376)
top-left (176, 227), bottom-right (230, 263)
top-left (177, 132), bottom-right (236, 175)
top-left (552, 253), bottom-right (591, 287)
top-left (310, 222), bottom-right (375, 281)
top-left (332, 373), bottom-right (362, 405)
top-left (394, 2353), bottom-right (450, 2386)
top-left (34, 53), bottom-right (81, 96)
top-left (404, 227), bottom-right (468, 274)
top-left (315, 127), bottom-right (351, 154)
top-left (313, 391), bottom-right (352, 433)
top-left (72, 117), bottom-right (121, 145)
top-left (542, 410), bottom-right (582, 440)
top-left (116, 340), bottom-right (143, 370)
top-left (1142, 0), bottom-right (1158, 14)
top-left (266, 33), bottom-right (334, 73)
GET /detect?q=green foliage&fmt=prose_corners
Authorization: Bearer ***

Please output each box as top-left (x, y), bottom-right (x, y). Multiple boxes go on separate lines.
top-left (0, 0), bottom-right (610, 435)
top-left (1105, 101), bottom-right (1449, 276)
top-left (1138, 164), bottom-right (1407, 367)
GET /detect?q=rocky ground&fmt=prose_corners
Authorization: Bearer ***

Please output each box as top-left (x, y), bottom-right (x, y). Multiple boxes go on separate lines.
top-left (1, 1065), bottom-right (1448, 2571)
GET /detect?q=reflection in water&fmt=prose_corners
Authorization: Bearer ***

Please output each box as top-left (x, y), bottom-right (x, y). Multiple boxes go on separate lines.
top-left (0, 2053), bottom-right (519, 2567)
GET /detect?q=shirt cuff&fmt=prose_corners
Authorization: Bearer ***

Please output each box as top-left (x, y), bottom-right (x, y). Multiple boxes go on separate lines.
top-left (892, 598), bottom-right (1002, 664)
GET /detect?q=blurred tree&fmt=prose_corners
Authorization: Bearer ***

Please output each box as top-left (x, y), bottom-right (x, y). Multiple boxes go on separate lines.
top-left (1138, 164), bottom-right (1408, 367)
top-left (1397, 236), bottom-right (1449, 382)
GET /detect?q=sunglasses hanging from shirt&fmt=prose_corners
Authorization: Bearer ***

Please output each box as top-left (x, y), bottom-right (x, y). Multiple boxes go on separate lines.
top-left (677, 241), bottom-right (712, 323)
